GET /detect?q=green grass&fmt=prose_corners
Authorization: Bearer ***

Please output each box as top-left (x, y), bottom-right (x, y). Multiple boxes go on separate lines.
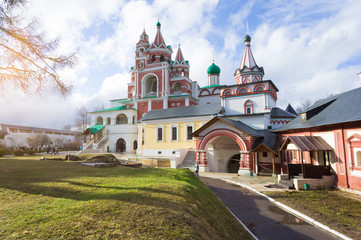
top-left (266, 190), bottom-right (361, 239)
top-left (0, 158), bottom-right (252, 240)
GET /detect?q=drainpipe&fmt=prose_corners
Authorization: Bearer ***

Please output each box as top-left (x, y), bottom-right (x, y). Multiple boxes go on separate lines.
top-left (341, 126), bottom-right (350, 189)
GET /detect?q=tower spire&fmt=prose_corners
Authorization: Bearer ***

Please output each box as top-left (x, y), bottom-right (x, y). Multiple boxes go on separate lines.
top-left (234, 25), bottom-right (264, 84)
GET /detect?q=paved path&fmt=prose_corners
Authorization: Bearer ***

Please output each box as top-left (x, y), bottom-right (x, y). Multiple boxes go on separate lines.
top-left (200, 176), bottom-right (340, 240)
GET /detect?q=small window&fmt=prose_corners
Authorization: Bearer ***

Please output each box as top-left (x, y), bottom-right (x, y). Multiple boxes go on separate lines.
top-left (357, 151), bottom-right (361, 166)
top-left (158, 151), bottom-right (162, 154)
top-left (133, 141), bottom-right (138, 150)
top-left (246, 107), bottom-right (252, 114)
top-left (157, 127), bottom-right (163, 141)
top-left (263, 152), bottom-right (268, 157)
top-left (171, 126), bottom-right (177, 141)
top-left (160, 55), bottom-right (165, 62)
top-left (187, 126), bottom-right (193, 140)
top-left (152, 55), bottom-right (156, 62)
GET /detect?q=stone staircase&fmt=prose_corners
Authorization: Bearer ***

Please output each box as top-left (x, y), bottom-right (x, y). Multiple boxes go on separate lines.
top-left (177, 151), bottom-right (196, 169)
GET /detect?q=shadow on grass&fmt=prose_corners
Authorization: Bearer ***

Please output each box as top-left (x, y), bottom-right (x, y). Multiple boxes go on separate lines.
top-left (0, 159), bottom-right (199, 210)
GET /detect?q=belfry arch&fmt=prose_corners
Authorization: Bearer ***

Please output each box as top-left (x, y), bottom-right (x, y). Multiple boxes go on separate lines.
top-left (142, 74), bottom-right (158, 97)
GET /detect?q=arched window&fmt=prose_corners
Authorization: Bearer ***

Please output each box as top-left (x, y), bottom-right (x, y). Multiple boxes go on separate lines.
top-left (144, 76), bottom-right (157, 97)
top-left (139, 48), bottom-right (144, 57)
top-left (160, 55), bottom-right (165, 62)
top-left (237, 87), bottom-right (248, 94)
top-left (222, 89), bottom-right (233, 96)
top-left (152, 55), bottom-right (156, 62)
top-left (116, 114), bottom-right (128, 124)
top-left (173, 82), bottom-right (181, 93)
top-left (96, 116), bottom-right (103, 125)
top-left (200, 89), bottom-right (210, 96)
top-left (254, 85), bottom-right (264, 92)
top-left (132, 116), bottom-right (136, 124)
top-left (244, 100), bottom-right (253, 114)
top-left (106, 117), bottom-right (111, 125)
top-left (133, 140), bottom-right (138, 150)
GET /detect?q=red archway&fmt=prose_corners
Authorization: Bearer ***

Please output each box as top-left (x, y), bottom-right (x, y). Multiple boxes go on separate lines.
top-left (196, 129), bottom-right (252, 173)
top-left (198, 129), bottom-right (247, 151)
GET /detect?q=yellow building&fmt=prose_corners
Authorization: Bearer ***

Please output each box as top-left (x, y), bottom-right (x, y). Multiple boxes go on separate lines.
top-left (138, 103), bottom-right (223, 168)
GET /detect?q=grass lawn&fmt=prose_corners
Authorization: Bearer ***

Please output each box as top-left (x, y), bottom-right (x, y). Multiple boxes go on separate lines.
top-left (0, 157), bottom-right (253, 240)
top-left (266, 190), bottom-right (361, 239)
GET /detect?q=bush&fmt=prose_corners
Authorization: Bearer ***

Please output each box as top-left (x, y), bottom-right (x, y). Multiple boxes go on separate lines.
top-left (28, 150), bottom-right (36, 155)
top-left (0, 148), bottom-right (6, 157)
top-left (13, 149), bottom-right (25, 156)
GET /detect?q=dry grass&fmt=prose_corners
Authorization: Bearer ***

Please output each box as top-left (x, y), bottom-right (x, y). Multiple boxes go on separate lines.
top-left (266, 190), bottom-right (361, 239)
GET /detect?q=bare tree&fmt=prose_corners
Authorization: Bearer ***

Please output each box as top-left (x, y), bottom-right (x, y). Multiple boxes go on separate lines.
top-left (0, 0), bottom-right (77, 95)
top-left (296, 98), bottom-right (314, 114)
top-left (75, 105), bottom-right (90, 132)
top-left (93, 104), bottom-right (105, 112)
top-left (63, 124), bottom-right (71, 131)
top-left (26, 134), bottom-right (50, 148)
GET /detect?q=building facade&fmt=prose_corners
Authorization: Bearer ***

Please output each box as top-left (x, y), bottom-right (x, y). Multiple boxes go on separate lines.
top-left (85, 22), bottom-right (295, 176)
top-left (0, 123), bottom-right (80, 149)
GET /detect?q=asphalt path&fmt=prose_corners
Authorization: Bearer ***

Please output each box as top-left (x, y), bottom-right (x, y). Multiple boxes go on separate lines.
top-left (200, 177), bottom-right (340, 240)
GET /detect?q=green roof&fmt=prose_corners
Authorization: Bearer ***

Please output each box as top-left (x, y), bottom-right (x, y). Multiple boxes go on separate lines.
top-left (157, 21), bottom-right (161, 27)
top-left (207, 63), bottom-right (221, 74)
top-left (200, 84), bottom-right (221, 89)
top-left (244, 34), bottom-right (251, 42)
top-left (92, 106), bottom-right (136, 113)
top-left (88, 125), bottom-right (104, 134)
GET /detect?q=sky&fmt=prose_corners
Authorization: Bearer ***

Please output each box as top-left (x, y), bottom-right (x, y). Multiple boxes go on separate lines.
top-left (1, 0), bottom-right (361, 130)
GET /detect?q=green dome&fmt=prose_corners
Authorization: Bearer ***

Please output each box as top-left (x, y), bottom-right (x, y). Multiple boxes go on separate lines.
top-left (244, 34), bottom-right (251, 42)
top-left (207, 62), bottom-right (221, 75)
top-left (156, 21), bottom-right (161, 27)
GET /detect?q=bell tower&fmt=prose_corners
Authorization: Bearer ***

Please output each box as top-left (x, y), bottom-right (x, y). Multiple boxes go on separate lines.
top-left (234, 33), bottom-right (264, 84)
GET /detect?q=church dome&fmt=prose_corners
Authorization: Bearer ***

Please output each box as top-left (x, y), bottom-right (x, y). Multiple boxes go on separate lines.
top-left (244, 34), bottom-right (251, 42)
top-left (207, 62), bottom-right (221, 75)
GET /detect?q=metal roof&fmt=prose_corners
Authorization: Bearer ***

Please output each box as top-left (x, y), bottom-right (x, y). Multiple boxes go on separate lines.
top-left (271, 107), bottom-right (297, 118)
top-left (139, 103), bottom-right (223, 122)
top-left (91, 106), bottom-right (136, 113)
top-left (280, 136), bottom-right (333, 151)
top-left (84, 125), bottom-right (105, 135)
top-left (275, 87), bottom-right (361, 131)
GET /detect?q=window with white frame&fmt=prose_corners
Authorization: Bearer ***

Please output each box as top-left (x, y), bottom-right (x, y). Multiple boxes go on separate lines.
top-left (156, 126), bottom-right (163, 141)
top-left (171, 125), bottom-right (178, 141)
top-left (186, 125), bottom-right (193, 140)
top-left (355, 149), bottom-right (361, 167)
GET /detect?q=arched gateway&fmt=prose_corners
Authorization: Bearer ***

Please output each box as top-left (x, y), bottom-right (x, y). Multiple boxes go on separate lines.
top-left (195, 128), bottom-right (252, 174)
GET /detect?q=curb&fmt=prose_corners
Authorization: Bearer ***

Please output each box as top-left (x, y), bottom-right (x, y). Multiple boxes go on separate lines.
top-left (222, 179), bottom-right (352, 240)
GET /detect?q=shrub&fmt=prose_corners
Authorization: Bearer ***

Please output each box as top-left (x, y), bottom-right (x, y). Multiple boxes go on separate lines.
top-left (28, 150), bottom-right (36, 155)
top-left (13, 149), bottom-right (25, 156)
top-left (0, 148), bottom-right (6, 157)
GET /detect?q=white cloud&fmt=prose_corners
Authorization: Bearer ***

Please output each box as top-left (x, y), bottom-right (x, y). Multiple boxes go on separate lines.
top-left (2, 0), bottom-right (361, 130)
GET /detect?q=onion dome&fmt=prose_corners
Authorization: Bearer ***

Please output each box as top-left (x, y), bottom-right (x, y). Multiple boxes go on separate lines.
top-left (244, 34), bottom-right (251, 43)
top-left (207, 62), bottom-right (221, 75)
top-left (156, 21), bottom-right (161, 28)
